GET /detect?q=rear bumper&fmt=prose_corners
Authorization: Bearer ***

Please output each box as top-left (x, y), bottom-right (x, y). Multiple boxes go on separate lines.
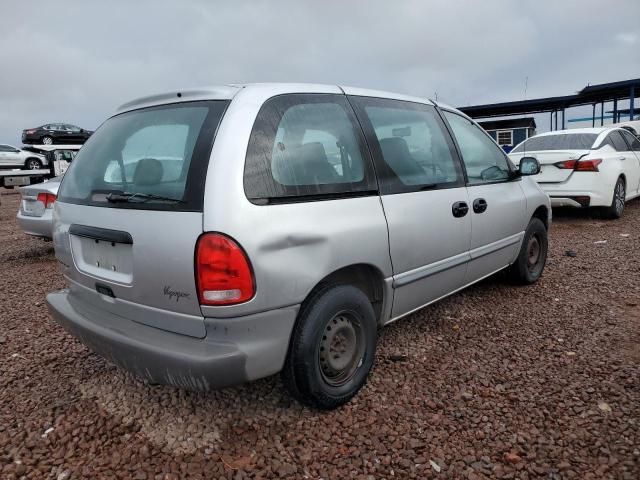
top-left (21, 133), bottom-right (41, 144)
top-left (538, 175), bottom-right (613, 208)
top-left (47, 290), bottom-right (298, 390)
top-left (548, 196), bottom-right (590, 208)
top-left (16, 210), bottom-right (53, 238)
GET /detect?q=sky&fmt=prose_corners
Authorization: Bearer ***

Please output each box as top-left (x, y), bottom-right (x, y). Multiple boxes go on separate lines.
top-left (1, 0), bottom-right (639, 145)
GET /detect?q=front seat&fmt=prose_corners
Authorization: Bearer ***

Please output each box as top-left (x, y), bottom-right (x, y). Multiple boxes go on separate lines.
top-left (379, 137), bottom-right (429, 185)
top-left (273, 142), bottom-right (338, 186)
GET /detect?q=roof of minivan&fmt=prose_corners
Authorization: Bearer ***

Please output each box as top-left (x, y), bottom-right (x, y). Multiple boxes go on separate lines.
top-left (116, 83), bottom-right (437, 114)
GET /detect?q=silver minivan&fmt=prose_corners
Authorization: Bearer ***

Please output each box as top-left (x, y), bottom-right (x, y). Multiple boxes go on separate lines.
top-left (47, 84), bottom-right (550, 409)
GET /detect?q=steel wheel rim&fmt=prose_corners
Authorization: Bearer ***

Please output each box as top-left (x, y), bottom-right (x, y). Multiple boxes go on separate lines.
top-left (527, 235), bottom-right (541, 268)
top-left (318, 311), bottom-right (365, 387)
top-left (615, 181), bottom-right (625, 214)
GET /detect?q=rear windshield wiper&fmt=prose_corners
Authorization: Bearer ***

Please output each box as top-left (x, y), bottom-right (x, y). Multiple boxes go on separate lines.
top-left (105, 191), bottom-right (185, 204)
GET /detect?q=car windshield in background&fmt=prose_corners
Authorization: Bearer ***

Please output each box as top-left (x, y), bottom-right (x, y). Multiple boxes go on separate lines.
top-left (511, 133), bottom-right (598, 153)
top-left (57, 101), bottom-right (228, 211)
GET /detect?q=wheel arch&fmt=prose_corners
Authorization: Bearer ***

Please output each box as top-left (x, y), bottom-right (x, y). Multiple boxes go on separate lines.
top-left (300, 263), bottom-right (388, 325)
top-left (611, 173), bottom-right (626, 201)
top-left (532, 204), bottom-right (550, 230)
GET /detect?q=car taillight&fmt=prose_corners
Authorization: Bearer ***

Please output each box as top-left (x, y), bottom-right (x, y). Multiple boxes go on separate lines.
top-left (554, 159), bottom-right (602, 172)
top-left (574, 159), bottom-right (602, 172)
top-left (195, 233), bottom-right (254, 305)
top-left (25, 129), bottom-right (36, 134)
top-left (37, 193), bottom-right (56, 208)
top-left (553, 160), bottom-right (578, 169)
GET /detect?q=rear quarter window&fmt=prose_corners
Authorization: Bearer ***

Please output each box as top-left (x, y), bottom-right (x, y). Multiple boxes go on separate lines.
top-left (607, 131), bottom-right (631, 152)
top-left (620, 129), bottom-right (640, 151)
top-left (244, 94), bottom-right (377, 203)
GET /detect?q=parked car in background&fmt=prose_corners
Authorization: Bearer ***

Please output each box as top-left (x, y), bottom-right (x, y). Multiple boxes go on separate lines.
top-left (22, 124), bottom-right (93, 145)
top-left (616, 119), bottom-right (640, 137)
top-left (0, 144), bottom-right (47, 169)
top-left (16, 176), bottom-right (60, 239)
top-left (47, 84), bottom-right (550, 409)
top-left (509, 127), bottom-right (640, 218)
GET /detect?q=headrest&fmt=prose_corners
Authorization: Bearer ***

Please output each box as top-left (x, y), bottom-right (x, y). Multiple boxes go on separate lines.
top-left (379, 137), bottom-right (411, 159)
top-left (133, 158), bottom-right (163, 186)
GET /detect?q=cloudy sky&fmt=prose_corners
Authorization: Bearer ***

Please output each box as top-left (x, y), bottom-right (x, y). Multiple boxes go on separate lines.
top-left (1, 0), bottom-right (639, 144)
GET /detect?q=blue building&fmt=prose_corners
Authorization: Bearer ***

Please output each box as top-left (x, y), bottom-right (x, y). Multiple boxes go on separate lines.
top-left (478, 117), bottom-right (537, 153)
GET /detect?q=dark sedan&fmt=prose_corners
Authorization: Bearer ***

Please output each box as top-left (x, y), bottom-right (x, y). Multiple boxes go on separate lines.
top-left (22, 124), bottom-right (93, 145)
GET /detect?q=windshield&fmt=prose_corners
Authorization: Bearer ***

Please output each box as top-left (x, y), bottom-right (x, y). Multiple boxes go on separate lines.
top-left (511, 133), bottom-right (598, 153)
top-left (58, 101), bottom-right (228, 211)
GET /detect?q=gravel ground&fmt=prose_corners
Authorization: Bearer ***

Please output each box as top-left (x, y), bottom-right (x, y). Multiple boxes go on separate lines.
top-left (1, 189), bottom-right (639, 479)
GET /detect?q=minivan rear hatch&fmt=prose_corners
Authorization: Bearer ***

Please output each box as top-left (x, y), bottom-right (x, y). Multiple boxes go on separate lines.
top-left (54, 100), bottom-right (229, 338)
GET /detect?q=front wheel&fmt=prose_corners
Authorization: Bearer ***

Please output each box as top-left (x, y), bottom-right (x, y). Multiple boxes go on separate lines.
top-left (508, 217), bottom-right (548, 284)
top-left (602, 177), bottom-right (625, 219)
top-left (282, 285), bottom-right (377, 409)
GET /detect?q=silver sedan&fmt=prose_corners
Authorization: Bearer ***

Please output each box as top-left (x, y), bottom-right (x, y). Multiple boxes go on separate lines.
top-left (16, 177), bottom-right (61, 239)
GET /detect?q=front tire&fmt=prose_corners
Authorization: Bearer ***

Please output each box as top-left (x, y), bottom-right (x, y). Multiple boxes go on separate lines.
top-left (24, 158), bottom-right (42, 170)
top-left (41, 136), bottom-right (53, 145)
top-left (602, 177), bottom-right (625, 219)
top-left (508, 217), bottom-right (548, 284)
top-left (282, 285), bottom-right (377, 409)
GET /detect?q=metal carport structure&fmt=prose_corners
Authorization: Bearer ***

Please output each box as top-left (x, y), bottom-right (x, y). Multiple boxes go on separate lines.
top-left (459, 78), bottom-right (639, 131)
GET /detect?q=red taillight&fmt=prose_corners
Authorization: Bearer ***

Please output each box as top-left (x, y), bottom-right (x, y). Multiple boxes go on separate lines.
top-left (574, 159), bottom-right (602, 172)
top-left (26, 129), bottom-right (36, 134)
top-left (554, 160), bottom-right (578, 169)
top-left (37, 192), bottom-right (56, 208)
top-left (195, 233), bottom-right (254, 305)
top-left (554, 159), bottom-right (602, 172)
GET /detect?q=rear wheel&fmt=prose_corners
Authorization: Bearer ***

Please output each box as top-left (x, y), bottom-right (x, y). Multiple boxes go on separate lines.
top-left (282, 284), bottom-right (377, 409)
top-left (24, 158), bottom-right (42, 170)
top-left (508, 217), bottom-right (548, 284)
top-left (41, 136), bottom-right (53, 145)
top-left (602, 177), bottom-right (625, 219)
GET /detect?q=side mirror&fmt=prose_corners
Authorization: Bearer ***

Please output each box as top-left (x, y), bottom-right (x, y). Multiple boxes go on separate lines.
top-left (519, 157), bottom-right (540, 176)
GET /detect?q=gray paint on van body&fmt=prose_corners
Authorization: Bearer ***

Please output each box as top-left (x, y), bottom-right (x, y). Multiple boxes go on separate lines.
top-left (47, 83), bottom-right (550, 390)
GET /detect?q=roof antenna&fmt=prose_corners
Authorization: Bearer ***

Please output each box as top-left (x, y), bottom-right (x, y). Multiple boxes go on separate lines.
top-left (434, 91), bottom-right (438, 102)
top-left (522, 76), bottom-right (529, 160)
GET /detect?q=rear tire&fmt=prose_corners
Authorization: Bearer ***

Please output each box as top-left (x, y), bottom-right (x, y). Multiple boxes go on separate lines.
top-left (24, 158), bottom-right (42, 170)
top-left (602, 177), bottom-right (625, 219)
top-left (508, 217), bottom-right (548, 285)
top-left (282, 284), bottom-right (377, 409)
top-left (41, 136), bottom-right (53, 145)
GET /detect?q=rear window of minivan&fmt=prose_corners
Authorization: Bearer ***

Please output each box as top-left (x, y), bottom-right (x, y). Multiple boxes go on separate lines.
top-left (58, 101), bottom-right (228, 211)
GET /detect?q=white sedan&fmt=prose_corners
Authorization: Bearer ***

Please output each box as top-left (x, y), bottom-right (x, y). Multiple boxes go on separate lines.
top-left (16, 176), bottom-right (61, 239)
top-left (508, 127), bottom-right (640, 218)
top-left (0, 144), bottom-right (48, 170)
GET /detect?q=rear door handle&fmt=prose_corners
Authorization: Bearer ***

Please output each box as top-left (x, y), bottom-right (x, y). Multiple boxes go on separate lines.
top-left (452, 201), bottom-right (469, 218)
top-left (473, 198), bottom-right (488, 213)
